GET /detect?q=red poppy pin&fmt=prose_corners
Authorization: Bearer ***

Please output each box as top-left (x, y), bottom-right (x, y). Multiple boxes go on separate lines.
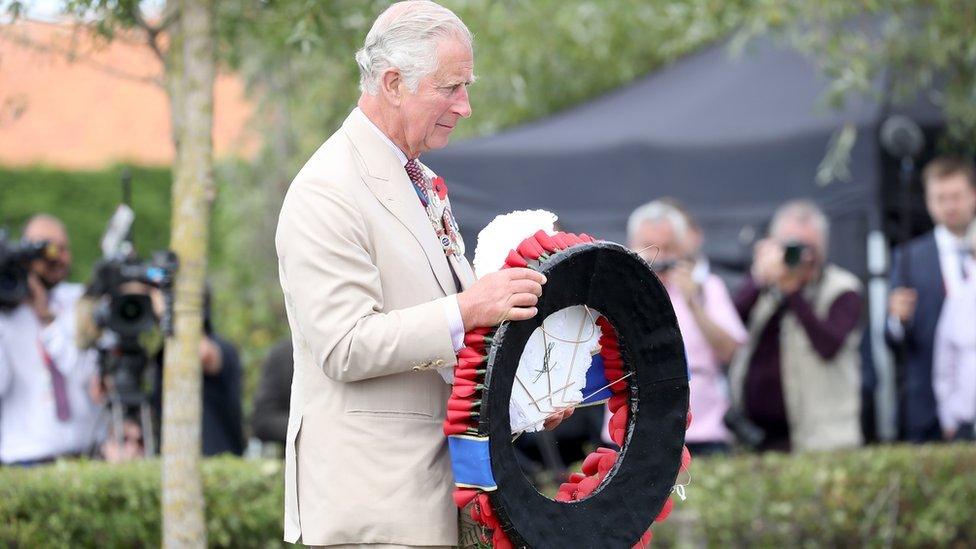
top-left (432, 176), bottom-right (448, 200)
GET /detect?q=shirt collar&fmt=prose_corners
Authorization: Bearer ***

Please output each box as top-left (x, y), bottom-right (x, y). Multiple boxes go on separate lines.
top-left (935, 224), bottom-right (967, 252)
top-left (353, 107), bottom-right (409, 167)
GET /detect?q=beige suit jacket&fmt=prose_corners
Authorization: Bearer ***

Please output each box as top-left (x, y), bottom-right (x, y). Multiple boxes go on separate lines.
top-left (275, 110), bottom-right (476, 546)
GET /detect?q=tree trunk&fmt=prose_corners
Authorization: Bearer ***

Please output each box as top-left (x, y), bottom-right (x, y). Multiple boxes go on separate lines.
top-left (161, 0), bottom-right (215, 547)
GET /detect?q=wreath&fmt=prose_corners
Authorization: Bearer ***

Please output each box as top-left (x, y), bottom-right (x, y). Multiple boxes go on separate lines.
top-left (445, 230), bottom-right (692, 548)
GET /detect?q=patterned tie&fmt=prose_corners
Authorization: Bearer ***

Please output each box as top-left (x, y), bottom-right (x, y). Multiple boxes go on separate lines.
top-left (37, 339), bottom-right (71, 421)
top-left (404, 159), bottom-right (430, 206)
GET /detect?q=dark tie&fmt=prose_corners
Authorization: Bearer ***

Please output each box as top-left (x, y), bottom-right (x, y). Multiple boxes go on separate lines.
top-left (404, 159), bottom-right (430, 207)
top-left (36, 340), bottom-right (71, 421)
top-left (960, 248), bottom-right (971, 281)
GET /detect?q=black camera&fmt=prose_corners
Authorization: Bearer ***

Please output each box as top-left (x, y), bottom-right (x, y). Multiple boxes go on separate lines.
top-left (89, 252), bottom-right (178, 338)
top-left (0, 233), bottom-right (54, 311)
top-left (783, 241), bottom-right (808, 268)
top-left (87, 251), bottom-right (177, 402)
top-left (723, 407), bottom-right (766, 449)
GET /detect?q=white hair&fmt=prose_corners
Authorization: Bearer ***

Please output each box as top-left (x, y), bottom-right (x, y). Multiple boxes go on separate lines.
top-left (770, 199), bottom-right (830, 245)
top-left (355, 1), bottom-right (472, 95)
top-left (627, 200), bottom-right (688, 242)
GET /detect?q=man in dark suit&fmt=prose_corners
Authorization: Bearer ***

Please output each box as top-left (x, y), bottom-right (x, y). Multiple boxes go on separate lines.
top-left (887, 156), bottom-right (976, 442)
top-left (251, 338), bottom-right (293, 445)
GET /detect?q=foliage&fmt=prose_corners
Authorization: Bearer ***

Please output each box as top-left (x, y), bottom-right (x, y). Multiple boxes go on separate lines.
top-left (651, 444), bottom-right (976, 547)
top-left (738, 0), bottom-right (976, 154)
top-left (1, 445), bottom-right (974, 546)
top-left (0, 457), bottom-right (287, 548)
top-left (0, 165), bottom-right (171, 281)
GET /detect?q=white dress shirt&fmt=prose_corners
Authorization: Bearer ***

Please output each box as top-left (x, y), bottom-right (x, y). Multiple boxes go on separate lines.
top-left (935, 224), bottom-right (970, 296)
top-left (0, 282), bottom-right (103, 463)
top-left (353, 107), bottom-right (466, 353)
top-left (932, 253), bottom-right (976, 434)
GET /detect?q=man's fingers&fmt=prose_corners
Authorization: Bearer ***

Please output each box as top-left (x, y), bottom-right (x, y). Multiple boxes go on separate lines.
top-left (506, 267), bottom-right (547, 285)
top-left (505, 306), bottom-right (538, 322)
top-left (510, 279), bottom-right (544, 296)
top-left (507, 292), bottom-right (539, 308)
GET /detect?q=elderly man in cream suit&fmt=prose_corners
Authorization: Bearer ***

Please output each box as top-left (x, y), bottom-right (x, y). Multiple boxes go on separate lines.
top-left (275, 2), bottom-right (549, 547)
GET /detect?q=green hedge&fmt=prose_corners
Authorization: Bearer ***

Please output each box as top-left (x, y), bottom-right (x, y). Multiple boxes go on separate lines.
top-left (0, 166), bottom-right (173, 284)
top-left (0, 457), bottom-right (286, 548)
top-left (652, 444), bottom-right (976, 547)
top-left (2, 446), bottom-right (974, 547)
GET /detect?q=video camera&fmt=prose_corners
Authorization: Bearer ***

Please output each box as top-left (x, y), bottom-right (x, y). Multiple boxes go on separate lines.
top-left (88, 251), bottom-right (178, 340)
top-left (0, 232), bottom-right (57, 311)
top-left (84, 176), bottom-right (179, 457)
top-left (86, 202), bottom-right (177, 397)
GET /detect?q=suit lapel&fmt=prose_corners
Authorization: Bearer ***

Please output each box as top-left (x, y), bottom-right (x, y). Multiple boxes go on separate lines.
top-left (342, 111), bottom-right (456, 297)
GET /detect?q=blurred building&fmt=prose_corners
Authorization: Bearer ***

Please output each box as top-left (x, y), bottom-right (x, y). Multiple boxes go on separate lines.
top-left (0, 20), bottom-right (257, 169)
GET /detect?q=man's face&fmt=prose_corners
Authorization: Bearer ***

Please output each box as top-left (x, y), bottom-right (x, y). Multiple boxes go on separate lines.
top-left (925, 173), bottom-right (976, 234)
top-left (23, 220), bottom-right (71, 288)
top-left (772, 218), bottom-right (824, 266)
top-left (684, 225), bottom-right (704, 257)
top-left (398, 38), bottom-right (473, 157)
top-left (631, 220), bottom-right (683, 277)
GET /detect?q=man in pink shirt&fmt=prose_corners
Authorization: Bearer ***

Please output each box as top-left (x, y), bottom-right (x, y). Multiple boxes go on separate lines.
top-left (627, 200), bottom-right (748, 455)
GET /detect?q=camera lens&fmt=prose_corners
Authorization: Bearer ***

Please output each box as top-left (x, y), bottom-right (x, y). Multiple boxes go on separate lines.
top-left (0, 270), bottom-right (17, 291)
top-left (119, 298), bottom-right (144, 321)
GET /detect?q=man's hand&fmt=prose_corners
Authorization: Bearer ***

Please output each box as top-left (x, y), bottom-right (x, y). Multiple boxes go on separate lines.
top-left (457, 268), bottom-right (546, 331)
top-left (670, 261), bottom-right (700, 305)
top-left (888, 287), bottom-right (917, 323)
top-left (543, 407), bottom-right (574, 431)
top-left (776, 262), bottom-right (815, 295)
top-left (751, 239), bottom-right (785, 287)
top-left (200, 336), bottom-right (224, 376)
top-left (26, 272), bottom-right (54, 326)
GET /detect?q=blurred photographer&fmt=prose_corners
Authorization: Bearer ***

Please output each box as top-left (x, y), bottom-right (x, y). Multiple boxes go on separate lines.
top-left (730, 200), bottom-right (864, 452)
top-left (151, 288), bottom-right (244, 457)
top-left (629, 200), bottom-right (747, 456)
top-left (0, 214), bottom-right (103, 466)
top-left (92, 282), bottom-right (245, 460)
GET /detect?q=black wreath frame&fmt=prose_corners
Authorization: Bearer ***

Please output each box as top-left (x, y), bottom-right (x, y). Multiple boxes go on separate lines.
top-left (480, 242), bottom-right (689, 548)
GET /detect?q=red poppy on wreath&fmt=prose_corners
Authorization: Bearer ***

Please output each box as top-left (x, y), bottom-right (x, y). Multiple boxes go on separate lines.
top-left (432, 176), bottom-right (448, 200)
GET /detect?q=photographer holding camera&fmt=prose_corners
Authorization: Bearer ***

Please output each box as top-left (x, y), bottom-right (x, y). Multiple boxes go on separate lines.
top-left (628, 200), bottom-right (748, 456)
top-left (729, 200), bottom-right (864, 452)
top-left (0, 214), bottom-right (103, 465)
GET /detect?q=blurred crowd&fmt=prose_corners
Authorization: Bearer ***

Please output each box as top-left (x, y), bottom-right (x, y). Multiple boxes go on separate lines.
top-left (0, 155), bottom-right (973, 468)
top-left (0, 214), bottom-right (243, 465)
top-left (514, 154), bottom-right (976, 476)
top-left (623, 154), bottom-right (976, 456)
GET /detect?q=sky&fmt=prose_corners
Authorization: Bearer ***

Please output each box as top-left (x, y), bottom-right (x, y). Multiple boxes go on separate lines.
top-left (20, 0), bottom-right (164, 21)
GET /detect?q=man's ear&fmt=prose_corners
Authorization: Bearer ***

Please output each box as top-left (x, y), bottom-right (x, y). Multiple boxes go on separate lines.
top-left (380, 68), bottom-right (403, 106)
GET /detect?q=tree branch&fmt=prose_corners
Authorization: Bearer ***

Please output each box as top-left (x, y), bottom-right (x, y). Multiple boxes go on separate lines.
top-left (0, 24), bottom-right (164, 87)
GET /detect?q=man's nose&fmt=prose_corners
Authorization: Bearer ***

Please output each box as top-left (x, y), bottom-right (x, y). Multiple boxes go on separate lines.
top-left (454, 86), bottom-right (472, 119)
